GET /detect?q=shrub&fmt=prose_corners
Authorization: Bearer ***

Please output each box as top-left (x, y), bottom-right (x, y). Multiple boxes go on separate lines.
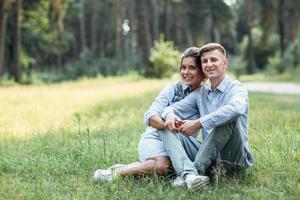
top-left (149, 35), bottom-right (181, 78)
top-left (282, 29), bottom-right (300, 70)
top-left (62, 50), bottom-right (141, 80)
top-left (228, 55), bottom-right (246, 79)
top-left (239, 27), bottom-right (279, 71)
top-left (266, 51), bottom-right (283, 74)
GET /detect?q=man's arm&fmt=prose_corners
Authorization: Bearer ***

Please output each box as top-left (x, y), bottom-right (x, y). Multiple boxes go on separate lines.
top-left (200, 85), bottom-right (248, 133)
top-left (178, 84), bottom-right (248, 136)
top-left (161, 88), bottom-right (200, 120)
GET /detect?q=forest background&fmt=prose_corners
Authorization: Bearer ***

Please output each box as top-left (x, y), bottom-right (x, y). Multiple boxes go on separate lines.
top-left (1, 0), bottom-right (300, 83)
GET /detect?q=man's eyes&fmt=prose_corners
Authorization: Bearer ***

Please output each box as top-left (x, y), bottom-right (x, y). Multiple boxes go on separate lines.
top-left (202, 58), bottom-right (218, 63)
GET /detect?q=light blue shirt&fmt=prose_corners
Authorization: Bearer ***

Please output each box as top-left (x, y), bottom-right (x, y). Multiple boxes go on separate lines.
top-left (162, 76), bottom-right (253, 166)
top-left (144, 81), bottom-right (199, 138)
top-left (144, 81), bottom-right (192, 125)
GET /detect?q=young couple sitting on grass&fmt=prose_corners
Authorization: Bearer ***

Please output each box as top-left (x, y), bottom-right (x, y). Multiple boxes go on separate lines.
top-left (93, 43), bottom-right (254, 190)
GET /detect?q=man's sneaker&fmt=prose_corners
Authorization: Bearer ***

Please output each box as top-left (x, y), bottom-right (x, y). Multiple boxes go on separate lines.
top-left (171, 176), bottom-right (186, 187)
top-left (93, 164), bottom-right (126, 182)
top-left (185, 174), bottom-right (209, 190)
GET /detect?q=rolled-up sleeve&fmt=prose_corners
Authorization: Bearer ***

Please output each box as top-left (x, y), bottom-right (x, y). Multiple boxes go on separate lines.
top-left (144, 84), bottom-right (174, 126)
top-left (200, 85), bottom-right (248, 134)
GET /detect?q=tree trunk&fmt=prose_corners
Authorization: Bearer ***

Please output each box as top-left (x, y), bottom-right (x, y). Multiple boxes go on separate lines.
top-left (163, 0), bottom-right (170, 40)
top-left (174, 2), bottom-right (183, 47)
top-left (99, 0), bottom-right (108, 57)
top-left (278, 0), bottom-right (285, 57)
top-left (135, 0), bottom-right (152, 76)
top-left (212, 25), bottom-right (220, 43)
top-left (181, 1), bottom-right (193, 46)
top-left (90, 0), bottom-right (97, 54)
top-left (79, 0), bottom-right (86, 53)
top-left (12, 0), bottom-right (22, 82)
top-left (115, 0), bottom-right (123, 61)
top-left (245, 0), bottom-right (255, 74)
top-left (148, 0), bottom-right (159, 45)
top-left (0, 0), bottom-right (9, 76)
top-left (210, 11), bottom-right (221, 43)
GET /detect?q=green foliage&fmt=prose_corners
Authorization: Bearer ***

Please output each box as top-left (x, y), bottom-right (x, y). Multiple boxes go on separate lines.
top-left (239, 27), bottom-right (279, 71)
top-left (20, 52), bottom-right (36, 84)
top-left (282, 30), bottom-right (300, 70)
top-left (51, 31), bottom-right (74, 56)
top-left (62, 51), bottom-right (141, 81)
top-left (0, 78), bottom-right (299, 198)
top-left (2, 0), bottom-right (300, 82)
top-left (228, 55), bottom-right (246, 79)
top-left (22, 1), bottom-right (54, 64)
top-left (254, 33), bottom-right (279, 70)
top-left (149, 36), bottom-right (181, 78)
top-left (266, 51), bottom-right (283, 74)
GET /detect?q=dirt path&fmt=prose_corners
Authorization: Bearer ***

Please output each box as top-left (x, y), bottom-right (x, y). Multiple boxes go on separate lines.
top-left (243, 82), bottom-right (300, 95)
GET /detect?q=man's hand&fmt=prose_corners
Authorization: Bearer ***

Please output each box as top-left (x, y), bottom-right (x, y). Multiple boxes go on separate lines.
top-left (178, 119), bottom-right (201, 136)
top-left (165, 112), bottom-right (183, 132)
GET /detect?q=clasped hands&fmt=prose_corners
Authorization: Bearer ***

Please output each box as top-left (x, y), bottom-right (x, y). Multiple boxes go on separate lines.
top-left (164, 113), bottom-right (201, 136)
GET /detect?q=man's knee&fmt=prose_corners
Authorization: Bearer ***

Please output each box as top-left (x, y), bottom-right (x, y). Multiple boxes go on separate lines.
top-left (157, 129), bottom-right (176, 140)
top-left (214, 120), bottom-right (237, 133)
top-left (209, 121), bottom-right (240, 148)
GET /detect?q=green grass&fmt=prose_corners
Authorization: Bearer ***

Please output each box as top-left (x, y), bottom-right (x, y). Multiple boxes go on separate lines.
top-left (0, 77), bottom-right (299, 199)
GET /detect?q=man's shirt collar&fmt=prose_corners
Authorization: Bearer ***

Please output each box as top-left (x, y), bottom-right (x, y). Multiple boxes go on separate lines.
top-left (208, 76), bottom-right (230, 94)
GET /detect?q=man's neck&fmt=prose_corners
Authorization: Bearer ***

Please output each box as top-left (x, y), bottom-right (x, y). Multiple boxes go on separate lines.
top-left (210, 75), bottom-right (226, 89)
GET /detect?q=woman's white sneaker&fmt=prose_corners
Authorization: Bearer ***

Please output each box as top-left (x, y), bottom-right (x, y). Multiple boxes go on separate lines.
top-left (93, 164), bottom-right (126, 182)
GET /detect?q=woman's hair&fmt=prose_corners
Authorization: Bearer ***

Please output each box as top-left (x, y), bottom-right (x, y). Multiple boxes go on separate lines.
top-left (180, 47), bottom-right (201, 70)
top-left (180, 47), bottom-right (206, 85)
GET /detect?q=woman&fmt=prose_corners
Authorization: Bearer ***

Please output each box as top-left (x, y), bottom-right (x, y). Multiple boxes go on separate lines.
top-left (94, 47), bottom-right (206, 182)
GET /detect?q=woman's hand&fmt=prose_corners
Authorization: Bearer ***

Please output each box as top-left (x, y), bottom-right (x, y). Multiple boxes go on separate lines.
top-left (149, 116), bottom-right (167, 130)
top-left (165, 112), bottom-right (183, 132)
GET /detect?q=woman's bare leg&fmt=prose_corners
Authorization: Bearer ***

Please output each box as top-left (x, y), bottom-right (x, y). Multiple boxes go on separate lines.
top-left (118, 156), bottom-right (171, 176)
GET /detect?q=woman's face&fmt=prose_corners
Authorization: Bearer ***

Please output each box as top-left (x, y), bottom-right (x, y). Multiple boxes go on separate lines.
top-left (180, 57), bottom-right (204, 90)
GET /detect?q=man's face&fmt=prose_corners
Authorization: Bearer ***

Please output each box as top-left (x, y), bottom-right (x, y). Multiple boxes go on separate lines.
top-left (201, 49), bottom-right (228, 80)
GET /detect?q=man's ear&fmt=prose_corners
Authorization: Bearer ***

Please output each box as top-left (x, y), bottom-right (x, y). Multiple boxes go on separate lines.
top-left (224, 58), bottom-right (229, 69)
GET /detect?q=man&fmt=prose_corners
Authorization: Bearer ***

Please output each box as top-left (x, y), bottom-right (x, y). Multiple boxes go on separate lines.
top-left (159, 43), bottom-right (253, 190)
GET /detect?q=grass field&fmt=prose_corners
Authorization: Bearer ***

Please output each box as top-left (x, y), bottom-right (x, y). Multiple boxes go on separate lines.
top-left (0, 77), bottom-right (299, 199)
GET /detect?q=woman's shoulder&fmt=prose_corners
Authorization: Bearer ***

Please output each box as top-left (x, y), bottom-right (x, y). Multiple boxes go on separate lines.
top-left (171, 81), bottom-right (192, 103)
top-left (161, 81), bottom-right (182, 92)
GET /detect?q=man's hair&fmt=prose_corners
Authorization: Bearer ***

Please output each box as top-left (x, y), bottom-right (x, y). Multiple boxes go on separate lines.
top-left (180, 47), bottom-right (201, 70)
top-left (199, 43), bottom-right (226, 57)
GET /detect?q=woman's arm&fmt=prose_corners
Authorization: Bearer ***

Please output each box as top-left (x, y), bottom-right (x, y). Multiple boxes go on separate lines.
top-left (149, 115), bottom-right (166, 129)
top-left (144, 84), bottom-right (174, 126)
